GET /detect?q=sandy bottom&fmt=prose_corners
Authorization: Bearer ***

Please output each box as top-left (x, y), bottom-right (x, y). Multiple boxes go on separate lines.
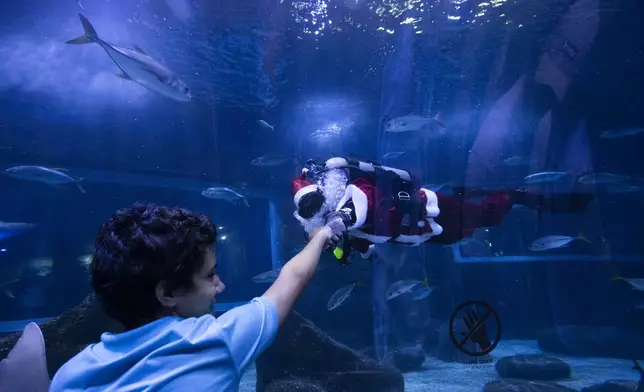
top-left (239, 340), bottom-right (640, 392)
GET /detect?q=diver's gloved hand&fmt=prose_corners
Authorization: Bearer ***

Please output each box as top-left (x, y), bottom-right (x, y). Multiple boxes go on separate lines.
top-left (324, 212), bottom-right (348, 247)
top-left (326, 209), bottom-right (352, 227)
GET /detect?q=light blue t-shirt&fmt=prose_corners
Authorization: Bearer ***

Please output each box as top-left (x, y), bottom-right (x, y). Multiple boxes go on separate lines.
top-left (49, 296), bottom-right (279, 392)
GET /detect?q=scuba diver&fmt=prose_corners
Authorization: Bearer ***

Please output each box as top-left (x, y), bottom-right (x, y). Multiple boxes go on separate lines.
top-left (291, 156), bottom-right (596, 262)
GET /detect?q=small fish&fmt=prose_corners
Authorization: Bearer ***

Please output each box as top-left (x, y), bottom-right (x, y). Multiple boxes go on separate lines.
top-left (5, 166), bottom-right (86, 193)
top-left (251, 154), bottom-right (299, 167)
top-left (201, 187), bottom-right (249, 207)
top-left (529, 233), bottom-right (590, 251)
top-left (611, 275), bottom-right (644, 291)
top-left (327, 281), bottom-right (360, 311)
top-left (524, 171), bottom-right (569, 184)
top-left (383, 151), bottom-right (406, 159)
top-left (257, 120), bottom-right (274, 130)
top-left (386, 279), bottom-right (426, 301)
top-left (252, 268), bottom-right (281, 284)
top-left (607, 185), bottom-right (643, 193)
top-left (504, 156), bottom-right (534, 166)
top-left (66, 14), bottom-right (191, 102)
top-left (600, 128), bottom-right (644, 139)
top-left (385, 113), bottom-right (446, 137)
top-left (0, 221), bottom-right (36, 232)
top-left (578, 172), bottom-right (630, 185)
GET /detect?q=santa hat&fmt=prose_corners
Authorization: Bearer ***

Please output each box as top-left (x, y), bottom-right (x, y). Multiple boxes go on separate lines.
top-left (291, 168), bottom-right (320, 206)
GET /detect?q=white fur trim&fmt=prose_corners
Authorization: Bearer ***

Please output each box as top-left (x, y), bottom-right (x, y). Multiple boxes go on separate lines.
top-left (420, 188), bottom-right (440, 217)
top-left (336, 184), bottom-right (368, 230)
top-left (294, 184), bottom-right (319, 206)
top-left (361, 244), bottom-right (375, 259)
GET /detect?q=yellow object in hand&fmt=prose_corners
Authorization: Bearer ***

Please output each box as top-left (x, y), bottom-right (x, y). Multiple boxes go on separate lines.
top-left (333, 247), bottom-right (344, 259)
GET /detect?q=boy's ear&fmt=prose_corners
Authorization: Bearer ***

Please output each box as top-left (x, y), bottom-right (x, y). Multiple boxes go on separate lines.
top-left (155, 281), bottom-right (178, 307)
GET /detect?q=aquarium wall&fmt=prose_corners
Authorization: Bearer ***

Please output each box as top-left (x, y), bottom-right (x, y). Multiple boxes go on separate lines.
top-left (1, 0), bottom-right (644, 391)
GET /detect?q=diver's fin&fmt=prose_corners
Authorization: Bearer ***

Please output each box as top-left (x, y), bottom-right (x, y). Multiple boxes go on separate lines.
top-left (132, 45), bottom-right (147, 54)
top-left (115, 71), bottom-right (131, 80)
top-left (66, 14), bottom-right (99, 45)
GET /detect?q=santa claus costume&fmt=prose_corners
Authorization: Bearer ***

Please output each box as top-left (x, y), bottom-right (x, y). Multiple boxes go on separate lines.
top-left (291, 157), bottom-right (595, 259)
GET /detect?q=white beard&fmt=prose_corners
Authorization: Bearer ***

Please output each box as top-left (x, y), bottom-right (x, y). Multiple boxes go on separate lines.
top-left (294, 168), bottom-right (349, 234)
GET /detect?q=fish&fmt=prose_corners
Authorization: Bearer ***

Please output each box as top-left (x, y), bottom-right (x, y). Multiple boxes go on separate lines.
top-left (503, 156), bottom-right (534, 166)
top-left (611, 275), bottom-right (644, 291)
top-left (523, 171), bottom-right (569, 184)
top-left (528, 233), bottom-right (590, 251)
top-left (252, 268), bottom-right (281, 283)
top-left (251, 154), bottom-right (300, 167)
top-left (386, 279), bottom-right (428, 301)
top-left (0, 221), bottom-right (36, 232)
top-left (384, 113), bottom-right (446, 137)
top-left (257, 120), bottom-right (274, 130)
top-left (599, 128), bottom-right (644, 139)
top-left (577, 172), bottom-right (630, 185)
top-left (382, 151), bottom-right (406, 159)
top-left (327, 281), bottom-right (360, 311)
top-left (4, 166), bottom-right (86, 193)
top-left (66, 14), bottom-right (191, 102)
top-left (201, 187), bottom-right (249, 207)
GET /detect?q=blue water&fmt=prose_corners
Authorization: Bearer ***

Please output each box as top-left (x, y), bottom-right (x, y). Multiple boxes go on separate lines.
top-left (1, 0), bottom-right (644, 390)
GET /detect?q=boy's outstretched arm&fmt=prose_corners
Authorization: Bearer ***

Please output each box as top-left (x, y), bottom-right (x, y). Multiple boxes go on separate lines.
top-left (263, 219), bottom-right (345, 326)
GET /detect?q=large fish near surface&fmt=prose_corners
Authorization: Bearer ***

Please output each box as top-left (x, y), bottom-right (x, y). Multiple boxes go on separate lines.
top-left (66, 14), bottom-right (191, 102)
top-left (202, 187), bottom-right (249, 207)
top-left (4, 166), bottom-right (86, 193)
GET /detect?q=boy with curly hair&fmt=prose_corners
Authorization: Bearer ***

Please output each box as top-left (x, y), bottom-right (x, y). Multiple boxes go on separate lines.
top-left (49, 202), bottom-right (346, 391)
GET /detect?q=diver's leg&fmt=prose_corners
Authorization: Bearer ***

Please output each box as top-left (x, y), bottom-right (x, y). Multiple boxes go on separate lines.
top-left (511, 189), bottom-right (595, 213)
top-left (433, 191), bottom-right (514, 243)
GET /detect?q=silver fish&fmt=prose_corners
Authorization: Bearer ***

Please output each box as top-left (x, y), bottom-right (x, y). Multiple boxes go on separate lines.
top-left (529, 234), bottom-right (590, 251)
top-left (385, 114), bottom-right (446, 137)
top-left (327, 282), bottom-right (357, 311)
top-left (5, 166), bottom-right (86, 193)
top-left (201, 187), bottom-right (249, 207)
top-left (383, 151), bottom-right (406, 159)
top-left (252, 268), bottom-right (281, 284)
top-left (66, 14), bottom-right (191, 102)
top-left (0, 221), bottom-right (36, 231)
top-left (251, 154), bottom-right (298, 167)
top-left (524, 171), bottom-right (569, 184)
top-left (578, 172), bottom-right (630, 185)
top-left (385, 279), bottom-right (423, 300)
top-left (257, 120), bottom-right (274, 130)
top-left (504, 156), bottom-right (534, 166)
top-left (599, 128), bottom-right (644, 139)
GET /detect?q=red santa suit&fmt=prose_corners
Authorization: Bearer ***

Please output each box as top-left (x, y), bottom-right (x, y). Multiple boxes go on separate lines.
top-left (291, 169), bottom-right (444, 258)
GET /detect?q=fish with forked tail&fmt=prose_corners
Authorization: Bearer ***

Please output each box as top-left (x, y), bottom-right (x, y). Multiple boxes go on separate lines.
top-left (66, 14), bottom-right (191, 102)
top-left (4, 166), bottom-right (86, 193)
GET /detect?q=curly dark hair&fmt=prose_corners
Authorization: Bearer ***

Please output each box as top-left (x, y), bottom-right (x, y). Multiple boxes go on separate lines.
top-left (90, 202), bottom-right (217, 329)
